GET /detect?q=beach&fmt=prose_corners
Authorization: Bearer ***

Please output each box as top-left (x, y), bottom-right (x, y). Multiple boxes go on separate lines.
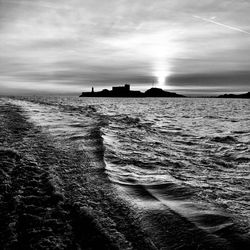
top-left (0, 97), bottom-right (249, 250)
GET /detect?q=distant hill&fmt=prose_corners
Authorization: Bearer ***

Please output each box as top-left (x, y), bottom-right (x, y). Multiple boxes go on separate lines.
top-left (80, 85), bottom-right (185, 98)
top-left (218, 92), bottom-right (250, 99)
top-left (144, 88), bottom-right (184, 97)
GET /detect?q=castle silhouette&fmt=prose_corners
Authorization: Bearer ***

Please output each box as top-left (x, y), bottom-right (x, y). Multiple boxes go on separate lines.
top-left (80, 84), bottom-right (185, 97)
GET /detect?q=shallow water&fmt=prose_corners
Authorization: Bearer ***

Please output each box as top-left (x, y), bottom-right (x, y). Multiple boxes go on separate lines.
top-left (7, 96), bottom-right (250, 234)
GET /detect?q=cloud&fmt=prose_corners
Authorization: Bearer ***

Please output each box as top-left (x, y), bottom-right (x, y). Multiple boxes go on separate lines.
top-left (168, 71), bottom-right (250, 89)
top-left (0, 0), bottom-right (250, 94)
top-left (193, 15), bottom-right (250, 35)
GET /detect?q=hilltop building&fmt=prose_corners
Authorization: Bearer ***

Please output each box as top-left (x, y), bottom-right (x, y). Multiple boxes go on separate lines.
top-left (112, 84), bottom-right (130, 93)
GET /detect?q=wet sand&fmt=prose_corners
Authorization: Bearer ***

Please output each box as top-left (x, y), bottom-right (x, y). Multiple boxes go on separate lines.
top-left (0, 99), bottom-right (249, 249)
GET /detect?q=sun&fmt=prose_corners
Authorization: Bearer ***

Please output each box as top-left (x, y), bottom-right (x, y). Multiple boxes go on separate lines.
top-left (154, 70), bottom-right (171, 88)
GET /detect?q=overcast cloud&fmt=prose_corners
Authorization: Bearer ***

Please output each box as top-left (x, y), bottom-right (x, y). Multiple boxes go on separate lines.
top-left (0, 0), bottom-right (250, 95)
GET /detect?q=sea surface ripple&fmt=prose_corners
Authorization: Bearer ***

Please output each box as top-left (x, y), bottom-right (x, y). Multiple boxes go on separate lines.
top-left (7, 96), bottom-right (250, 235)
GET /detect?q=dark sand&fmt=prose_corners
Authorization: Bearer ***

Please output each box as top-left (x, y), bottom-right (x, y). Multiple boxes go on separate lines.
top-left (0, 99), bottom-right (249, 249)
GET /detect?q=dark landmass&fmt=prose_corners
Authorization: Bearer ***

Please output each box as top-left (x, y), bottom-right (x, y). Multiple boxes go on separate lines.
top-left (80, 84), bottom-right (185, 97)
top-left (218, 92), bottom-right (250, 99)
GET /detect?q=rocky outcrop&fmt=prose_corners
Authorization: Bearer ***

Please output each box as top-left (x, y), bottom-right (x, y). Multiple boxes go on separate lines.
top-left (144, 88), bottom-right (184, 97)
top-left (218, 92), bottom-right (250, 99)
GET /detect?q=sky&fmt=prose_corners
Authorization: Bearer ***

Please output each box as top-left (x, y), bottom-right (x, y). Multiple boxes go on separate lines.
top-left (0, 0), bottom-right (250, 95)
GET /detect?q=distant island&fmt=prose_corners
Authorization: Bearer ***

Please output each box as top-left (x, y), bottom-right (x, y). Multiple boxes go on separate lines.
top-left (79, 84), bottom-right (185, 98)
top-left (218, 92), bottom-right (250, 99)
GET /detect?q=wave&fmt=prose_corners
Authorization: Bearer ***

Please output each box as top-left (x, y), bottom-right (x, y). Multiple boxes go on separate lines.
top-left (211, 136), bottom-right (238, 144)
top-left (116, 181), bottom-right (235, 235)
top-left (107, 114), bottom-right (153, 131)
top-left (7, 98), bottom-right (107, 168)
top-left (232, 130), bottom-right (250, 134)
top-left (7, 96), bottom-right (250, 243)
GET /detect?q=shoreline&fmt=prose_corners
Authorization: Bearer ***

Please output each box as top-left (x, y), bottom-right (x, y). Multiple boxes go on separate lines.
top-left (0, 98), bottom-right (249, 250)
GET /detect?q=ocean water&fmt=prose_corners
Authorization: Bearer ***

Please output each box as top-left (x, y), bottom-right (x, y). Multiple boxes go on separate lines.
top-left (7, 96), bottom-right (250, 233)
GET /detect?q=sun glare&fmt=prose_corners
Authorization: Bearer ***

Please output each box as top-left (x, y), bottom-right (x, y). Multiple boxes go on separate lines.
top-left (154, 69), bottom-right (171, 89)
top-left (157, 75), bottom-right (166, 86)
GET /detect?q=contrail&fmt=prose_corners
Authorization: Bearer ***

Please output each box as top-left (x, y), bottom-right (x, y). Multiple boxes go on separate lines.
top-left (193, 15), bottom-right (250, 35)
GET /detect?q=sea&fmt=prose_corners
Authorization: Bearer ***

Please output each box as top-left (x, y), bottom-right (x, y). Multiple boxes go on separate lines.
top-left (7, 96), bottom-right (250, 234)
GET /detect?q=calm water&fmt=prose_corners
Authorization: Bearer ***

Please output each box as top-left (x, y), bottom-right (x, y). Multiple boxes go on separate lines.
top-left (8, 97), bottom-right (250, 232)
